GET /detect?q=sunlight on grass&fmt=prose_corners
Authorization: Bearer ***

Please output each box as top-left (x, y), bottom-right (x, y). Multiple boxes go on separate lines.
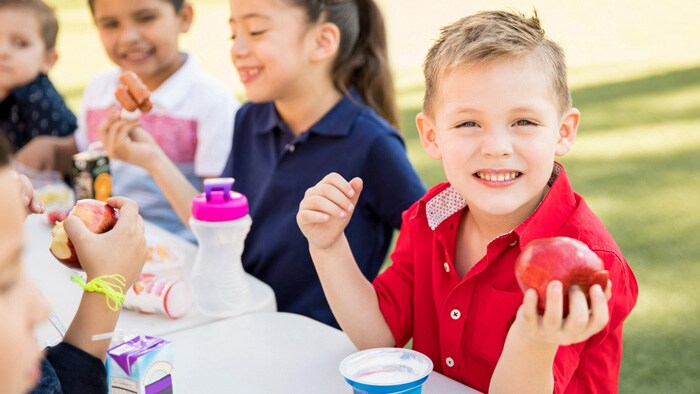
top-left (572, 120), bottom-right (700, 160)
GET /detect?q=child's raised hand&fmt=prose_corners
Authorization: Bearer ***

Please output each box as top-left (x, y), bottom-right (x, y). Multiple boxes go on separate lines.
top-left (514, 280), bottom-right (612, 347)
top-left (63, 197), bottom-right (147, 287)
top-left (97, 111), bottom-right (160, 170)
top-left (12, 171), bottom-right (45, 215)
top-left (297, 173), bottom-right (363, 250)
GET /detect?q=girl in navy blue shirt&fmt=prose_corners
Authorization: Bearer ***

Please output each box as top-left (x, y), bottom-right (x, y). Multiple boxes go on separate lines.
top-left (97, 0), bottom-right (425, 327)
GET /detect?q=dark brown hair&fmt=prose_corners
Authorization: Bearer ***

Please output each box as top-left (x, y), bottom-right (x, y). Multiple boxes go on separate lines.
top-left (87, 0), bottom-right (185, 14)
top-left (423, 10), bottom-right (571, 116)
top-left (287, 0), bottom-right (399, 128)
top-left (0, 0), bottom-right (59, 50)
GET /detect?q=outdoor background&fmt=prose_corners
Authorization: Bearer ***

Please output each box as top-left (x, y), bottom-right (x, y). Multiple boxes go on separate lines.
top-left (44, 0), bottom-right (700, 392)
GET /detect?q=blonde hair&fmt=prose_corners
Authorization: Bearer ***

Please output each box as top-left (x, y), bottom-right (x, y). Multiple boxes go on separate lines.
top-left (422, 10), bottom-right (571, 116)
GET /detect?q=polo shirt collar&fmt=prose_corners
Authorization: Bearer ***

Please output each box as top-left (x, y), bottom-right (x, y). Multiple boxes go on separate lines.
top-left (254, 88), bottom-right (365, 137)
top-left (420, 162), bottom-right (575, 239)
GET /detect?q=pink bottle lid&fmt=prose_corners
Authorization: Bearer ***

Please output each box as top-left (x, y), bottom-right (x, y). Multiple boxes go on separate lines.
top-left (191, 178), bottom-right (248, 222)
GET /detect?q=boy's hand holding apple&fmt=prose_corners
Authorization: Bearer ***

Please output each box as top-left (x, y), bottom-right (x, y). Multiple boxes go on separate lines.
top-left (297, 172), bottom-right (363, 251)
top-left (511, 237), bottom-right (612, 347)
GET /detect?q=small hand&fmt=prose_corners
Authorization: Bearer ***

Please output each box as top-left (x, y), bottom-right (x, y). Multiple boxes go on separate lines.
top-left (97, 110), bottom-right (160, 170)
top-left (14, 171), bottom-right (45, 214)
top-left (63, 197), bottom-right (147, 287)
top-left (297, 173), bottom-right (363, 250)
top-left (515, 280), bottom-right (612, 346)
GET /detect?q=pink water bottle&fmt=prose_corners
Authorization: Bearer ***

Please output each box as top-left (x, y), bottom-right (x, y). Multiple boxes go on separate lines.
top-left (190, 178), bottom-right (253, 317)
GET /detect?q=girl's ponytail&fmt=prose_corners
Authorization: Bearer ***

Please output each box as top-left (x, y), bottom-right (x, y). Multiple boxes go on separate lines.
top-left (294, 0), bottom-right (399, 129)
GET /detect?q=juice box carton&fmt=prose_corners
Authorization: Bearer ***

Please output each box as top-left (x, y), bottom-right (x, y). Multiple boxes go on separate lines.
top-left (106, 336), bottom-right (174, 394)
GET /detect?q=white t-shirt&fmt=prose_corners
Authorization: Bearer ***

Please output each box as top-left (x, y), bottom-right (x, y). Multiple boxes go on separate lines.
top-left (76, 54), bottom-right (239, 240)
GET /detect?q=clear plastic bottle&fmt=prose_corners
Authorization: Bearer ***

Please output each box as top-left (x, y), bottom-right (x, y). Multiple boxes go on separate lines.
top-left (189, 178), bottom-right (253, 317)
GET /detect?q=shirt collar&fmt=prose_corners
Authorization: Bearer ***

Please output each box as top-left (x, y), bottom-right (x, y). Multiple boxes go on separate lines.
top-left (422, 162), bottom-right (575, 237)
top-left (514, 162), bottom-right (577, 247)
top-left (148, 54), bottom-right (198, 109)
top-left (254, 87), bottom-right (365, 137)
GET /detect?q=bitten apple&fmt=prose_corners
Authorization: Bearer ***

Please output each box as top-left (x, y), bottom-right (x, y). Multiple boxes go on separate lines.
top-left (514, 236), bottom-right (609, 316)
top-left (49, 199), bottom-right (119, 269)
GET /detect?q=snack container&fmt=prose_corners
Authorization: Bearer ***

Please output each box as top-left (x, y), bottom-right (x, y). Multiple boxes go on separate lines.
top-left (106, 336), bottom-right (174, 394)
top-left (339, 348), bottom-right (433, 394)
top-left (123, 273), bottom-right (191, 319)
top-left (72, 150), bottom-right (111, 202)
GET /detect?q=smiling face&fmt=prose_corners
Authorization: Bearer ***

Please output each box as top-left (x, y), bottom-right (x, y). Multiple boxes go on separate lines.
top-left (228, 0), bottom-right (317, 103)
top-left (0, 6), bottom-right (54, 98)
top-left (0, 167), bottom-right (49, 394)
top-left (91, 0), bottom-right (192, 91)
top-left (417, 55), bottom-right (579, 227)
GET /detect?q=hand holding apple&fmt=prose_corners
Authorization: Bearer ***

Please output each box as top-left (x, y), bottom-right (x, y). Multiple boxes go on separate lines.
top-left (514, 236), bottom-right (609, 316)
top-left (50, 199), bottom-right (119, 270)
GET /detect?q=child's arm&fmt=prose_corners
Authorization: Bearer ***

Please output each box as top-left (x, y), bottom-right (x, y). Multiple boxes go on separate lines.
top-left (60, 197), bottom-right (147, 361)
top-left (14, 135), bottom-right (78, 176)
top-left (297, 173), bottom-right (395, 349)
top-left (489, 281), bottom-right (611, 394)
top-left (97, 112), bottom-right (198, 226)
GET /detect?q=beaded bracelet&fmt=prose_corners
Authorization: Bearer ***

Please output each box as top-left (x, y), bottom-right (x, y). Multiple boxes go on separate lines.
top-left (71, 274), bottom-right (127, 312)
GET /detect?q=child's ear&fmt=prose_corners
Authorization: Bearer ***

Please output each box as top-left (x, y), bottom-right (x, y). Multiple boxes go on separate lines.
top-left (416, 112), bottom-right (442, 160)
top-left (555, 108), bottom-right (580, 156)
top-left (178, 2), bottom-right (194, 33)
top-left (40, 49), bottom-right (58, 73)
top-left (309, 22), bottom-right (340, 62)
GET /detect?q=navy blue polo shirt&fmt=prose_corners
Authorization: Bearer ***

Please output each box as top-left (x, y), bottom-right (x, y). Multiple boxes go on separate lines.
top-left (222, 90), bottom-right (425, 327)
top-left (0, 74), bottom-right (76, 151)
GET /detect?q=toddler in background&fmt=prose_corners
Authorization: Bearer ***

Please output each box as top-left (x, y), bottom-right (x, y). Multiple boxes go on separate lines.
top-left (0, 0), bottom-right (76, 155)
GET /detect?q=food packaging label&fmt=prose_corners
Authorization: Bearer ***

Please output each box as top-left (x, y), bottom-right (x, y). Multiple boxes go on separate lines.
top-left (106, 335), bottom-right (174, 394)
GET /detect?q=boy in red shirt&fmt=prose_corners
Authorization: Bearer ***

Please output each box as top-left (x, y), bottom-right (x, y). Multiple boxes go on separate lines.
top-left (297, 9), bottom-right (638, 393)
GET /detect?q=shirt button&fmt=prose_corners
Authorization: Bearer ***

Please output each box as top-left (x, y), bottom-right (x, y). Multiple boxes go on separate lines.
top-left (450, 309), bottom-right (461, 320)
top-left (443, 262), bottom-right (450, 272)
top-left (446, 357), bottom-right (455, 367)
top-left (510, 239), bottom-right (518, 247)
top-left (287, 144), bottom-right (296, 153)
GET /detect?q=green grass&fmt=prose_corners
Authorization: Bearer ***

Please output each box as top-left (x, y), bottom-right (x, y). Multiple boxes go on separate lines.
top-left (396, 63), bottom-right (700, 393)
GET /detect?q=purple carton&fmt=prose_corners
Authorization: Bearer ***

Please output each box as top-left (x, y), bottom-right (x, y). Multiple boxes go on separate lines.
top-left (106, 336), bottom-right (174, 394)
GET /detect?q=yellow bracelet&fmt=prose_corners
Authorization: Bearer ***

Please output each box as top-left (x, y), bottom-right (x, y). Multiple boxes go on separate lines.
top-left (71, 274), bottom-right (127, 312)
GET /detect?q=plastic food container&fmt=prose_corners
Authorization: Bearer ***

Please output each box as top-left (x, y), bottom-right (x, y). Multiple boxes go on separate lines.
top-left (339, 348), bottom-right (433, 394)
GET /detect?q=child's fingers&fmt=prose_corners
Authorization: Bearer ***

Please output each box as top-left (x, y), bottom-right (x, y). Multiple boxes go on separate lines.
top-left (321, 172), bottom-right (356, 199)
top-left (604, 279), bottom-right (612, 300)
top-left (348, 177), bottom-right (364, 204)
top-left (296, 209), bottom-right (330, 225)
top-left (586, 284), bottom-right (610, 332)
top-left (542, 281), bottom-right (564, 332)
top-left (312, 183), bottom-right (356, 217)
top-left (520, 288), bottom-right (539, 327)
top-left (563, 285), bottom-right (589, 334)
top-left (302, 193), bottom-right (350, 219)
top-left (62, 215), bottom-right (91, 245)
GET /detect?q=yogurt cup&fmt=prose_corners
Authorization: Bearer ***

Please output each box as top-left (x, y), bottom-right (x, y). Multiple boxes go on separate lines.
top-left (339, 348), bottom-right (433, 394)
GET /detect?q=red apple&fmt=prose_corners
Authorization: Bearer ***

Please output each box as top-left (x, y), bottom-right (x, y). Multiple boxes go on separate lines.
top-left (514, 236), bottom-right (609, 316)
top-left (47, 209), bottom-right (70, 225)
top-left (49, 199), bottom-right (119, 270)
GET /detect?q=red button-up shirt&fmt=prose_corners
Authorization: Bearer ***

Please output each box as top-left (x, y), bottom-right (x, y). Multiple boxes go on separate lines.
top-left (373, 164), bottom-right (638, 393)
